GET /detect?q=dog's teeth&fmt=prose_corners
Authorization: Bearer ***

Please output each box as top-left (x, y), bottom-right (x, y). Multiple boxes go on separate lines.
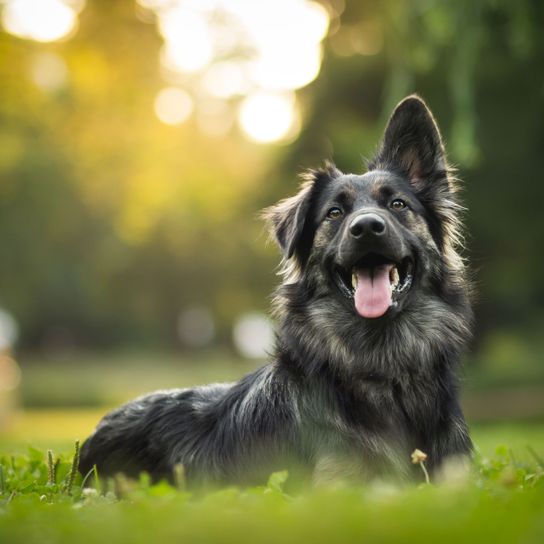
top-left (351, 273), bottom-right (357, 290)
top-left (390, 266), bottom-right (400, 290)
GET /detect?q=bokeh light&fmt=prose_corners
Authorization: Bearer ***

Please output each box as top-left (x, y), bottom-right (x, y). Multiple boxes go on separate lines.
top-left (29, 52), bottom-right (68, 92)
top-left (201, 61), bottom-right (252, 99)
top-left (140, 0), bottom-right (330, 143)
top-left (177, 307), bottom-right (215, 348)
top-left (0, 355), bottom-right (21, 392)
top-left (0, 309), bottom-right (18, 351)
top-left (1, 0), bottom-right (81, 43)
top-left (233, 313), bottom-right (274, 359)
top-left (159, 8), bottom-right (213, 75)
top-left (3, 0), bottom-right (330, 144)
top-left (154, 87), bottom-right (194, 126)
top-left (250, 43), bottom-right (323, 92)
top-left (239, 92), bottom-right (299, 143)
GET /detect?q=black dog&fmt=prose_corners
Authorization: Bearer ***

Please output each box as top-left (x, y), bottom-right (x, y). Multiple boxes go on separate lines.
top-left (79, 96), bottom-right (473, 486)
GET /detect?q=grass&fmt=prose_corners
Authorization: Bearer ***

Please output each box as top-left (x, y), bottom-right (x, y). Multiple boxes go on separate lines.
top-left (17, 351), bottom-right (260, 408)
top-left (13, 349), bottom-right (544, 422)
top-left (1, 351), bottom-right (543, 542)
top-left (0, 439), bottom-right (543, 544)
top-left (1, 413), bottom-right (543, 543)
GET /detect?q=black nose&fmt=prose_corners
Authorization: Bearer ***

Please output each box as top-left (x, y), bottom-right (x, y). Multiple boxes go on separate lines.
top-left (349, 213), bottom-right (386, 238)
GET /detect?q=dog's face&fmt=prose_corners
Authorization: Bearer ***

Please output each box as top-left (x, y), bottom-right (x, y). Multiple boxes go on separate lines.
top-left (266, 95), bottom-right (463, 322)
top-left (311, 170), bottom-right (426, 318)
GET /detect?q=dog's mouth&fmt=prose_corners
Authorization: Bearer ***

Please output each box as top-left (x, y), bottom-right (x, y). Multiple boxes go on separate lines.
top-left (334, 253), bottom-right (414, 319)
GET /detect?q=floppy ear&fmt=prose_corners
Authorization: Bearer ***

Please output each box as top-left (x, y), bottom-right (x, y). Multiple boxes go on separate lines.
top-left (266, 186), bottom-right (312, 260)
top-left (263, 164), bottom-right (340, 264)
top-left (369, 95), bottom-right (448, 189)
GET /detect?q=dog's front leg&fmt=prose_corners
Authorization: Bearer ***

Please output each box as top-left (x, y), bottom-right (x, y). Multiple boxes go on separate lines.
top-left (425, 410), bottom-right (473, 483)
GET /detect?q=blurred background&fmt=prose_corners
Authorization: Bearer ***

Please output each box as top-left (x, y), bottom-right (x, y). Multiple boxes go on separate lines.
top-left (0, 0), bottom-right (543, 455)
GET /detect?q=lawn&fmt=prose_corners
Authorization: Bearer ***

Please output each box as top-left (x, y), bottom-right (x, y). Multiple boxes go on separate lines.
top-left (0, 434), bottom-right (543, 544)
top-left (1, 413), bottom-right (544, 543)
top-left (1, 353), bottom-right (543, 543)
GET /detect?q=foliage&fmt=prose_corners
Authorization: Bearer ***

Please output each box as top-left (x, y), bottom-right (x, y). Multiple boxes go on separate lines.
top-left (0, 0), bottom-right (543, 351)
top-left (0, 441), bottom-right (543, 543)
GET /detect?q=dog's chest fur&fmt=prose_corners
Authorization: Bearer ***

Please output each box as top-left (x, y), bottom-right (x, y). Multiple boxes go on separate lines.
top-left (290, 358), bottom-right (446, 480)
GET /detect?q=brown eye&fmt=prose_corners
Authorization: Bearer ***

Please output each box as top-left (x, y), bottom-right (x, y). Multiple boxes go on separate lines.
top-left (390, 199), bottom-right (407, 211)
top-left (326, 207), bottom-right (343, 220)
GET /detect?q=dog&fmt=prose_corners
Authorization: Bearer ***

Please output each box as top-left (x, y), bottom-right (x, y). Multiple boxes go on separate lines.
top-left (79, 95), bottom-right (473, 487)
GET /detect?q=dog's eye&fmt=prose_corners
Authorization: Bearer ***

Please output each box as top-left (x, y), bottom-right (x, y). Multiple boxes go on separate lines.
top-left (326, 207), bottom-right (343, 220)
top-left (390, 199), bottom-right (407, 211)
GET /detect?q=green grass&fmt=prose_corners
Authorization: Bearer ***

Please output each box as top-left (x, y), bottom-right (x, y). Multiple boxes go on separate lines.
top-left (2, 351), bottom-right (543, 542)
top-left (14, 350), bottom-right (544, 421)
top-left (1, 437), bottom-right (544, 544)
top-left (18, 351), bottom-right (261, 408)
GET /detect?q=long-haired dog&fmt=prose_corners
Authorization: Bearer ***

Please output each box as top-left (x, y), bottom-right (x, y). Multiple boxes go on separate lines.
top-left (80, 96), bottom-right (473, 486)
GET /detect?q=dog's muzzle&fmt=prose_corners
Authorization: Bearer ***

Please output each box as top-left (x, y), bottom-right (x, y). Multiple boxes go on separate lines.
top-left (332, 212), bottom-right (414, 318)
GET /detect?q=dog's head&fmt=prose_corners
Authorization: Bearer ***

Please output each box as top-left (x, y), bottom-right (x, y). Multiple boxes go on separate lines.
top-left (265, 95), bottom-right (465, 321)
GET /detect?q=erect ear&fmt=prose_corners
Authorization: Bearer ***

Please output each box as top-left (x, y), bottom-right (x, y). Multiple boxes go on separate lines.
top-left (369, 95), bottom-right (447, 188)
top-left (263, 164), bottom-right (340, 264)
top-left (371, 96), bottom-right (464, 258)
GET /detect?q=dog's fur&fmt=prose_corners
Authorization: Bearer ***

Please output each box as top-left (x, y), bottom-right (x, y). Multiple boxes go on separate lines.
top-left (79, 96), bottom-right (473, 486)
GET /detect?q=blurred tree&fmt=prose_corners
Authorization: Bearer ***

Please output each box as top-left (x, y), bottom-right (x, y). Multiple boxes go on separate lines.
top-left (0, 0), bottom-right (542, 354)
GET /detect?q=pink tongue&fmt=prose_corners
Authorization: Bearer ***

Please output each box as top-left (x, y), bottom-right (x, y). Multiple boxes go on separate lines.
top-left (354, 265), bottom-right (393, 318)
